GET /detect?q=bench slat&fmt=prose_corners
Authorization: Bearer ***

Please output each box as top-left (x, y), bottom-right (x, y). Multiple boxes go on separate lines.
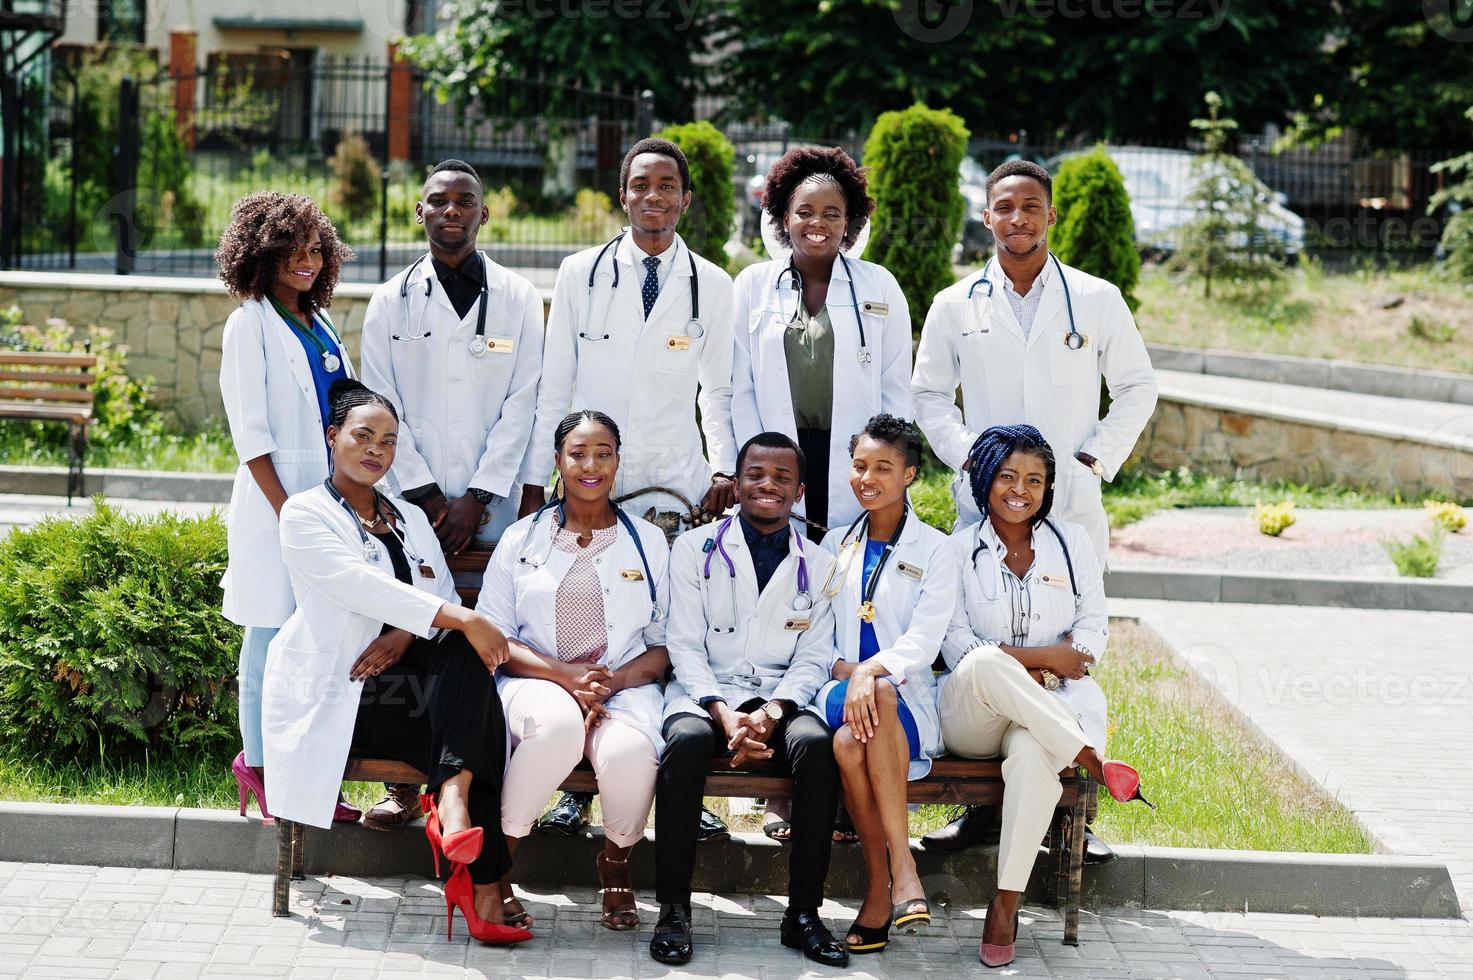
top-left (0, 402), bottom-right (91, 423)
top-left (0, 352), bottom-right (98, 368)
top-left (446, 549), bottom-right (495, 573)
top-left (0, 370), bottom-right (96, 385)
top-left (0, 387), bottom-right (95, 403)
top-left (344, 755), bottom-right (1079, 808)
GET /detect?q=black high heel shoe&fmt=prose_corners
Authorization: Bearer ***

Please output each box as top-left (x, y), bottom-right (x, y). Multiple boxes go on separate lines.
top-left (845, 918), bottom-right (891, 954)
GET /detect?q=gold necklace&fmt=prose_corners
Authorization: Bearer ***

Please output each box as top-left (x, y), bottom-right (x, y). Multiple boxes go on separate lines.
top-left (357, 510), bottom-right (383, 530)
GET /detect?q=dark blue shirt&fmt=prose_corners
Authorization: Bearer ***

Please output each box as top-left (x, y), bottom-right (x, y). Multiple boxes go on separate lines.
top-left (286, 313), bottom-right (348, 431)
top-left (739, 515), bottom-right (790, 595)
top-left (859, 539), bottom-right (886, 661)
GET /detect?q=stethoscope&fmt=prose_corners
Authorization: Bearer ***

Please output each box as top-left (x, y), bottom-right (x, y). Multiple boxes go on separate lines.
top-left (778, 252), bottom-right (871, 366)
top-left (269, 297), bottom-right (345, 373)
top-left (968, 516), bottom-right (1080, 608)
top-left (515, 495), bottom-right (660, 621)
top-left (579, 231), bottom-right (702, 342)
top-left (817, 508), bottom-right (908, 623)
top-left (323, 478), bottom-right (428, 569)
top-left (963, 253), bottom-right (1085, 350)
top-left (701, 515), bottom-right (812, 634)
top-left (394, 253), bottom-right (492, 356)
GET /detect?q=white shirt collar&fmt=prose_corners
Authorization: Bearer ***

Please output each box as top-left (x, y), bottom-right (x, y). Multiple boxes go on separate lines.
top-left (997, 252), bottom-right (1052, 300)
top-left (617, 231), bottom-right (679, 269)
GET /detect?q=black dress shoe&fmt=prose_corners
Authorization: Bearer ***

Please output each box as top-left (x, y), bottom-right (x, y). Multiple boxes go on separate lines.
top-left (649, 902), bottom-right (693, 965)
top-left (696, 806), bottom-right (729, 843)
top-left (780, 908), bottom-right (850, 967)
top-left (1038, 825), bottom-right (1117, 865)
top-left (920, 804), bottom-right (1000, 851)
top-left (535, 791), bottom-right (593, 836)
top-left (1084, 827), bottom-right (1116, 865)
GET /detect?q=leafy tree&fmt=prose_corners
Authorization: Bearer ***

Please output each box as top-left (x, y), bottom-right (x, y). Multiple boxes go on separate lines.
top-left (328, 132), bottom-right (381, 224)
top-left (656, 120), bottom-right (735, 266)
top-left (863, 103), bottom-right (969, 324)
top-left (712, 0), bottom-right (1050, 136)
top-left (399, 0), bottom-right (710, 122)
top-left (1171, 93), bottom-right (1285, 298)
top-left (1285, 0), bottom-right (1473, 152)
top-left (1051, 147), bottom-right (1139, 311)
top-left (1429, 107), bottom-right (1473, 281)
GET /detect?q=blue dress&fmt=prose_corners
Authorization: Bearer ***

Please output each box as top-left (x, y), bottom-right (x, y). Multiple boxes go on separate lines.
top-left (824, 539), bottom-right (922, 759)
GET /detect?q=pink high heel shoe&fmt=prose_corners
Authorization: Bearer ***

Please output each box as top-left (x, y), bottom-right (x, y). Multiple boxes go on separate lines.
top-left (334, 795), bottom-right (363, 824)
top-left (231, 751), bottom-right (272, 822)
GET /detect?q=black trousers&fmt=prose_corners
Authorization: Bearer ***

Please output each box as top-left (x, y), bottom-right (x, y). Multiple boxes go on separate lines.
top-left (349, 630), bottom-right (511, 884)
top-left (655, 705), bottom-right (838, 909)
top-left (796, 427), bottom-right (830, 542)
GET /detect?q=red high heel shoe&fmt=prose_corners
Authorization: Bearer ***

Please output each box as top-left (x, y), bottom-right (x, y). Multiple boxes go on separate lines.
top-left (1100, 761), bottom-right (1156, 809)
top-left (231, 752), bottom-right (272, 822)
top-left (443, 865), bottom-right (533, 945)
top-left (422, 793), bottom-right (484, 877)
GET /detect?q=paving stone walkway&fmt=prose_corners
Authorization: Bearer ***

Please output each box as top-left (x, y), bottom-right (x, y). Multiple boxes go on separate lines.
top-left (1116, 599), bottom-right (1473, 913)
top-left (2, 862), bottom-right (1473, 979)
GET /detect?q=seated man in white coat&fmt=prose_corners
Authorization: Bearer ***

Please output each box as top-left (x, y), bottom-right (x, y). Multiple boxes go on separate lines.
top-left (650, 432), bottom-right (848, 969)
top-left (357, 158), bottom-right (544, 829)
top-left (911, 159), bottom-right (1157, 857)
top-left (521, 137), bottom-right (738, 836)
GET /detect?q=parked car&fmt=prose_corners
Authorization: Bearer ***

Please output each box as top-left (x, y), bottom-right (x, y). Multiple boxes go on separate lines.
top-left (1045, 146), bottom-right (1305, 258)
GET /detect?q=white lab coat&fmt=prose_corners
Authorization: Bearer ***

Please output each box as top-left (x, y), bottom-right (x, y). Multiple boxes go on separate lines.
top-left (815, 515), bottom-right (956, 780)
top-left (663, 515), bottom-right (837, 721)
top-left (911, 255), bottom-right (1157, 561)
top-left (219, 297), bottom-right (355, 628)
top-left (475, 508), bottom-right (671, 752)
top-left (359, 252), bottom-right (544, 543)
top-left (520, 234), bottom-right (736, 517)
top-left (940, 516), bottom-right (1109, 751)
top-left (261, 484), bottom-right (459, 829)
top-left (731, 257), bottom-right (913, 529)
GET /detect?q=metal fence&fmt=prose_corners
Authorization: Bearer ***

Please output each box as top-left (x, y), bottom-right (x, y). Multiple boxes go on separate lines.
top-left (8, 53), bottom-right (649, 279)
top-left (5, 50), bottom-right (1456, 279)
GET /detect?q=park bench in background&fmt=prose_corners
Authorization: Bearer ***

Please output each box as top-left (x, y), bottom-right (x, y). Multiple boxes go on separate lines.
top-left (272, 550), bottom-right (1093, 946)
top-left (0, 349), bottom-right (97, 503)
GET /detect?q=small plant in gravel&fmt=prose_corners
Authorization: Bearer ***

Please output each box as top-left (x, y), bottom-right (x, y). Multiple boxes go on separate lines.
top-left (1425, 500), bottom-right (1467, 534)
top-left (1253, 500), bottom-right (1297, 537)
top-left (1384, 528), bottom-right (1445, 578)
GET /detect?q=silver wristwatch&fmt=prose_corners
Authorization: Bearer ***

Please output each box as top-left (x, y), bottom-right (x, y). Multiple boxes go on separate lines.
top-left (1039, 669), bottom-right (1062, 691)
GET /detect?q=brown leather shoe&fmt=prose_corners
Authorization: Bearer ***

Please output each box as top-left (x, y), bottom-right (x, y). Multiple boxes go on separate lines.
top-left (363, 782), bottom-right (423, 831)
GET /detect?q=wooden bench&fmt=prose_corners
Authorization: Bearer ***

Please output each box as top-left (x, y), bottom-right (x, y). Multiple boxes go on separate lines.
top-left (273, 756), bottom-right (1091, 945)
top-left (270, 550), bottom-right (1094, 946)
top-left (0, 349), bottom-right (97, 503)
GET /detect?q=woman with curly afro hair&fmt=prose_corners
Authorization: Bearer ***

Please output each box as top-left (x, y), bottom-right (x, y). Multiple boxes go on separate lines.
top-left (731, 146), bottom-right (912, 541)
top-left (216, 191), bottom-right (361, 824)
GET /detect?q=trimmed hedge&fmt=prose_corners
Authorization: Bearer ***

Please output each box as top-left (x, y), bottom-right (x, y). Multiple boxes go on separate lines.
top-left (0, 503), bottom-right (240, 759)
top-left (657, 120), bottom-right (736, 268)
top-left (1052, 147), bottom-right (1141, 311)
top-left (863, 103), bottom-right (970, 325)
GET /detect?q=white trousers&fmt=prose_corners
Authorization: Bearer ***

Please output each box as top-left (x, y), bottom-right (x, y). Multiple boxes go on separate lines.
top-left (939, 646), bottom-right (1088, 892)
top-left (500, 677), bottom-right (657, 847)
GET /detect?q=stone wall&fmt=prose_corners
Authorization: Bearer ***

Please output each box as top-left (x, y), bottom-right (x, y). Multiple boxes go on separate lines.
top-left (1142, 396), bottom-right (1473, 499)
top-left (0, 272), bottom-right (376, 428)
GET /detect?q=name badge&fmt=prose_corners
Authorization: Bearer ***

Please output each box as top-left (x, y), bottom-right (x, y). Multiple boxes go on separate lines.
top-left (483, 337), bottom-right (515, 354)
top-left (860, 301), bottom-right (890, 316)
top-left (1039, 573), bottom-right (1068, 588)
top-left (417, 564), bottom-right (436, 579)
top-left (620, 569), bottom-right (645, 582)
top-left (666, 336), bottom-right (692, 351)
top-left (784, 617), bottom-right (811, 631)
top-left (896, 560), bottom-right (924, 580)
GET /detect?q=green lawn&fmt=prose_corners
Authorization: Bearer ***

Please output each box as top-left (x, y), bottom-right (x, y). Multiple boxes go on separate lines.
top-left (0, 421), bottom-right (237, 474)
top-left (1132, 263), bottom-right (1473, 376)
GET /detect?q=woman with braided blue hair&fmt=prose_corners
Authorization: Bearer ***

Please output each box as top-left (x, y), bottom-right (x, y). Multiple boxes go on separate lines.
top-left (936, 424), bottom-right (1150, 967)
